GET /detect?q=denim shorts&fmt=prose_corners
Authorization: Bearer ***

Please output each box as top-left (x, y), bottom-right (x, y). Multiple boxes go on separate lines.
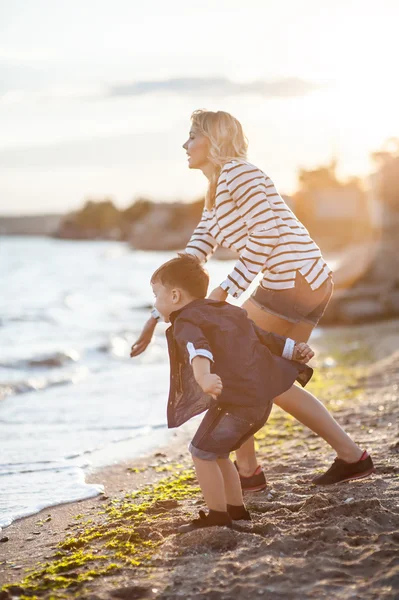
top-left (189, 403), bottom-right (271, 461)
top-left (250, 272), bottom-right (333, 326)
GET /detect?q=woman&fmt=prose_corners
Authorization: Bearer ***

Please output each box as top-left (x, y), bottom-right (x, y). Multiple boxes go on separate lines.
top-left (131, 110), bottom-right (374, 489)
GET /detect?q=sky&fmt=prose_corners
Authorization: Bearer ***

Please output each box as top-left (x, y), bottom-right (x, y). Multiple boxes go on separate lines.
top-left (0, 0), bottom-right (398, 215)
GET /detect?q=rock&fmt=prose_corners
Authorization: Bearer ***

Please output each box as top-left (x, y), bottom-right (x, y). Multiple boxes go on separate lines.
top-left (322, 237), bottom-right (399, 324)
top-left (0, 536), bottom-right (9, 542)
top-left (146, 499), bottom-right (179, 515)
top-left (338, 298), bottom-right (386, 323)
top-left (3, 586), bottom-right (24, 596)
top-left (111, 585), bottom-right (152, 599)
top-left (386, 289), bottom-right (399, 313)
top-left (176, 527), bottom-right (238, 554)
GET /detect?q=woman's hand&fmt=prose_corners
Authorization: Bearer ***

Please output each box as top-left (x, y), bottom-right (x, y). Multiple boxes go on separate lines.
top-left (130, 318), bottom-right (157, 357)
top-left (293, 342), bottom-right (315, 364)
top-left (208, 286), bottom-right (228, 302)
top-left (197, 373), bottom-right (223, 400)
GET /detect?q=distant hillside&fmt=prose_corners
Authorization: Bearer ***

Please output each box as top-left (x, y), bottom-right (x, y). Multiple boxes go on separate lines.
top-left (0, 214), bottom-right (62, 236)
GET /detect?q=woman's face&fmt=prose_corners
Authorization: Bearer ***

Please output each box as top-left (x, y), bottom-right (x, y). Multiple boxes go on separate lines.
top-left (182, 128), bottom-right (210, 170)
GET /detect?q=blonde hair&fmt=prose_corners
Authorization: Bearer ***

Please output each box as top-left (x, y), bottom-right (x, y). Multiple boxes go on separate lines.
top-left (190, 110), bottom-right (248, 209)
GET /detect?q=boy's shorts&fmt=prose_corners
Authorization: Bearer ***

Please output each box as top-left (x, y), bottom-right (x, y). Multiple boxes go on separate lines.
top-left (189, 403), bottom-right (272, 461)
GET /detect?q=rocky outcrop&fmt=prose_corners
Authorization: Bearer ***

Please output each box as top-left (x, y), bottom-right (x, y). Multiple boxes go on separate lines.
top-left (322, 225), bottom-right (399, 324)
top-left (128, 203), bottom-right (238, 259)
top-left (129, 203), bottom-right (196, 250)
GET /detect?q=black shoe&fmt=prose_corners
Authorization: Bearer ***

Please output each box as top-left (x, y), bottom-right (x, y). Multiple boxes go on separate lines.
top-left (227, 504), bottom-right (252, 521)
top-left (177, 510), bottom-right (233, 534)
top-left (234, 461), bottom-right (267, 492)
top-left (312, 453), bottom-right (375, 486)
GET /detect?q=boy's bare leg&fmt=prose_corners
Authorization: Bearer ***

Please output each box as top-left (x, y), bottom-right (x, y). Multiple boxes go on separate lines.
top-left (192, 455), bottom-right (227, 512)
top-left (216, 457), bottom-right (244, 506)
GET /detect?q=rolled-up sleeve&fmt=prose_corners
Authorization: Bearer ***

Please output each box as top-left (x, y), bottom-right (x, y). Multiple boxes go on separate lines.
top-left (173, 318), bottom-right (214, 364)
top-left (253, 322), bottom-right (295, 359)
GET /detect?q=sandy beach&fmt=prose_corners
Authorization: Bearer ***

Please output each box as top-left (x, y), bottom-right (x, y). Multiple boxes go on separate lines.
top-left (1, 320), bottom-right (398, 600)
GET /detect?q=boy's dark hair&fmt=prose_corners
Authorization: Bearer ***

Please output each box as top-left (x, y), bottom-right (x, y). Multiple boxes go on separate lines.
top-left (151, 253), bottom-right (209, 298)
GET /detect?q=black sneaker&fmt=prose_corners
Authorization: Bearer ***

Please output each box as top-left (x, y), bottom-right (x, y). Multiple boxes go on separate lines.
top-left (312, 453), bottom-right (375, 485)
top-left (177, 509), bottom-right (233, 534)
top-left (227, 504), bottom-right (252, 521)
top-left (234, 461), bottom-right (267, 492)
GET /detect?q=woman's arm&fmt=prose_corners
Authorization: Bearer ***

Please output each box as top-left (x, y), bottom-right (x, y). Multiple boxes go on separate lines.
top-left (218, 162), bottom-right (280, 299)
top-left (185, 209), bottom-right (219, 264)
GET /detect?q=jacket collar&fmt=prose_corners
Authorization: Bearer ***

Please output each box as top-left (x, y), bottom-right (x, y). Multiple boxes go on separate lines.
top-left (169, 298), bottom-right (226, 324)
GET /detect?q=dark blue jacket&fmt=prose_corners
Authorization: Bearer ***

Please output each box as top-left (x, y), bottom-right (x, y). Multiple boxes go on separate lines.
top-left (166, 299), bottom-right (313, 428)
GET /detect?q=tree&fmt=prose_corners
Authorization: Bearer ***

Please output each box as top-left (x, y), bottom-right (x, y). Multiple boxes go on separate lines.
top-left (74, 199), bottom-right (121, 232)
top-left (371, 138), bottom-right (399, 212)
top-left (293, 160), bottom-right (367, 248)
top-left (123, 198), bottom-right (153, 223)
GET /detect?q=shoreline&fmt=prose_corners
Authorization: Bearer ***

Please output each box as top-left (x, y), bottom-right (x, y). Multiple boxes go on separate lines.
top-left (1, 321), bottom-right (398, 599)
top-left (0, 423), bottom-right (197, 584)
top-left (0, 421), bottom-right (197, 533)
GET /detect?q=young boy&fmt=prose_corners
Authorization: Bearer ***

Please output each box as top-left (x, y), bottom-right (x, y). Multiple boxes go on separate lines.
top-left (132, 254), bottom-right (314, 533)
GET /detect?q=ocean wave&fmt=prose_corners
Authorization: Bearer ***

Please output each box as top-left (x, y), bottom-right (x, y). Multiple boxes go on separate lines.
top-left (0, 481), bottom-right (103, 530)
top-left (0, 367), bottom-right (88, 400)
top-left (0, 349), bottom-right (80, 370)
top-left (0, 462), bottom-right (91, 477)
top-left (1, 313), bottom-right (57, 325)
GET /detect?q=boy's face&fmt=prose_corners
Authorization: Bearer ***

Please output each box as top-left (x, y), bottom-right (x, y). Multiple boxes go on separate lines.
top-left (152, 281), bottom-right (179, 323)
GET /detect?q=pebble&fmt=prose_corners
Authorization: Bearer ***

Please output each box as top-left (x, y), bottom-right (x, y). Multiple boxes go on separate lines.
top-left (0, 537), bottom-right (9, 543)
top-left (344, 497), bottom-right (355, 503)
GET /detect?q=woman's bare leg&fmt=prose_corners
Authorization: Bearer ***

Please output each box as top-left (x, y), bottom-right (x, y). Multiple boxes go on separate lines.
top-left (274, 385), bottom-right (362, 461)
top-left (235, 298), bottom-right (363, 475)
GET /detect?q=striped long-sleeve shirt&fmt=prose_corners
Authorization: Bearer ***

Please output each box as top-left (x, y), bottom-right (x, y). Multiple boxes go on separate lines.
top-left (185, 160), bottom-right (332, 299)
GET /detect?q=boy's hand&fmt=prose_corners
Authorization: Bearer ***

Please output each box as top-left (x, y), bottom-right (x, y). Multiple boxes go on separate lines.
top-left (197, 373), bottom-right (223, 400)
top-left (293, 342), bottom-right (314, 363)
top-left (130, 319), bottom-right (157, 357)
